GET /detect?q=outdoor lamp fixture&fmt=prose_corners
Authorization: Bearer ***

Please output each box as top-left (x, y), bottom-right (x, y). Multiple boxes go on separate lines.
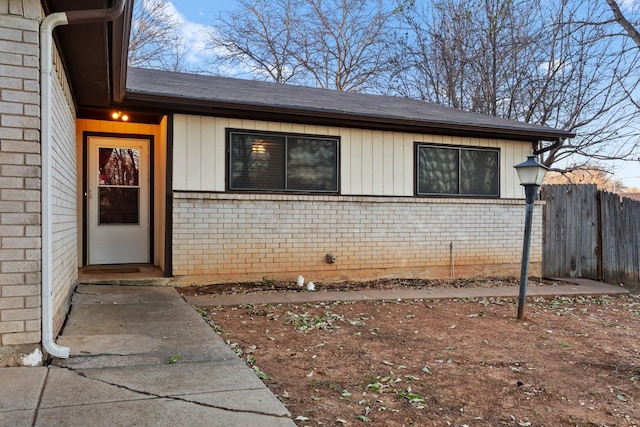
top-left (514, 155), bottom-right (549, 320)
top-left (111, 110), bottom-right (129, 121)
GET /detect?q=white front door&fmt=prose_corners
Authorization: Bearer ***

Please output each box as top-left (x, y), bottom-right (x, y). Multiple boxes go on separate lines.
top-left (87, 136), bottom-right (150, 265)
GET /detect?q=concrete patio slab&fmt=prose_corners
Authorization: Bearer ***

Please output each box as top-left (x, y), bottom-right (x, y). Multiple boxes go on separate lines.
top-left (78, 359), bottom-right (267, 397)
top-left (0, 409), bottom-right (35, 426)
top-left (35, 397), bottom-right (295, 427)
top-left (39, 366), bottom-right (153, 408)
top-left (0, 367), bottom-right (46, 411)
top-left (179, 388), bottom-right (291, 417)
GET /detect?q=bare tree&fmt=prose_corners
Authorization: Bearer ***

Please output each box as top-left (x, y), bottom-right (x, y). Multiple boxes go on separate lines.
top-left (292, 0), bottom-right (400, 91)
top-left (128, 0), bottom-right (188, 71)
top-left (206, 0), bottom-right (303, 83)
top-left (603, 0), bottom-right (640, 112)
top-left (150, 0), bottom-right (639, 174)
top-left (392, 0), bottom-right (640, 172)
top-left (391, 0), bottom-right (540, 115)
top-left (392, 1), bottom-right (473, 108)
top-left (544, 167), bottom-right (624, 192)
top-left (606, 0), bottom-right (640, 48)
top-left (209, 0), bottom-right (403, 91)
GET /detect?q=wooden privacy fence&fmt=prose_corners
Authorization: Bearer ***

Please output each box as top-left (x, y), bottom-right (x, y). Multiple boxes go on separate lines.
top-left (541, 184), bottom-right (640, 289)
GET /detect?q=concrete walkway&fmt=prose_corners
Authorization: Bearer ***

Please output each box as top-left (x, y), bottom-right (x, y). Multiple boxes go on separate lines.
top-left (0, 278), bottom-right (629, 426)
top-left (0, 284), bottom-right (295, 427)
top-left (183, 277), bottom-right (629, 307)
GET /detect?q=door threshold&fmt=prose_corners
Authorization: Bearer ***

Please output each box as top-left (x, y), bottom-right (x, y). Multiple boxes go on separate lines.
top-left (78, 264), bottom-right (170, 286)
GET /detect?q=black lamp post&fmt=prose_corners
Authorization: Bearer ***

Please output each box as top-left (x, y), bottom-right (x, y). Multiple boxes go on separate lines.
top-left (514, 155), bottom-right (549, 320)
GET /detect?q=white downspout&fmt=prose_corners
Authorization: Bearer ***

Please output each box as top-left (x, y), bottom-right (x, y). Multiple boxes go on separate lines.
top-left (40, 12), bottom-right (71, 359)
top-left (40, 0), bottom-right (125, 359)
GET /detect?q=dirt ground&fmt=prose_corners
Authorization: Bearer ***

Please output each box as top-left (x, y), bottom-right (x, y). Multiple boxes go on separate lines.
top-left (183, 279), bottom-right (640, 426)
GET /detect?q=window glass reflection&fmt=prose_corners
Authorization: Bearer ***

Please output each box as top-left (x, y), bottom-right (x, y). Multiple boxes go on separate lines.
top-left (229, 132), bottom-right (339, 192)
top-left (99, 187), bottom-right (139, 224)
top-left (99, 148), bottom-right (139, 186)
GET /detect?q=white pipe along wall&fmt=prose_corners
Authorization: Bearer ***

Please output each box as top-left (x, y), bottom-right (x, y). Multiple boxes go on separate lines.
top-left (40, 0), bottom-right (126, 359)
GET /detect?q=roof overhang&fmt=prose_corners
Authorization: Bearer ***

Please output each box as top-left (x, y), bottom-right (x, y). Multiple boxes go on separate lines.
top-left (42, 0), bottom-right (133, 110)
top-left (123, 93), bottom-right (571, 142)
top-left (123, 68), bottom-right (576, 143)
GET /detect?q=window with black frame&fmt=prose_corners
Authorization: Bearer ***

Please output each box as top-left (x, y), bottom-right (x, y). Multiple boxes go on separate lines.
top-left (228, 131), bottom-right (339, 193)
top-left (416, 144), bottom-right (499, 197)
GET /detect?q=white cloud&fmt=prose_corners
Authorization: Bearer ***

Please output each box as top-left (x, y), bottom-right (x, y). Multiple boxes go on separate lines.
top-left (163, 1), bottom-right (257, 77)
top-left (165, 2), bottom-right (216, 69)
top-left (618, 0), bottom-right (638, 11)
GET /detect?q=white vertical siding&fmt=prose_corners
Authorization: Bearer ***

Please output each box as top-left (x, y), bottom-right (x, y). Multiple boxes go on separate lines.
top-left (172, 116), bottom-right (187, 190)
top-left (371, 131), bottom-right (384, 194)
top-left (391, 132), bottom-right (404, 195)
top-left (402, 133), bottom-right (416, 196)
top-left (213, 118), bottom-right (227, 191)
top-left (185, 115), bottom-right (202, 190)
top-left (340, 128), bottom-right (351, 193)
top-left (172, 114), bottom-right (531, 198)
top-left (200, 116), bottom-right (216, 189)
top-left (348, 129), bottom-right (362, 194)
top-left (361, 129), bottom-right (375, 194)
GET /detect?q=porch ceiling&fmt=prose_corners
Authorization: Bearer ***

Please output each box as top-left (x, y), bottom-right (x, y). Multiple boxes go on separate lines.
top-left (42, 0), bottom-right (132, 111)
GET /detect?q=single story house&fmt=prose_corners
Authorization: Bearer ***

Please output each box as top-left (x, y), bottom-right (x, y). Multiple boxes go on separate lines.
top-left (0, 0), bottom-right (574, 364)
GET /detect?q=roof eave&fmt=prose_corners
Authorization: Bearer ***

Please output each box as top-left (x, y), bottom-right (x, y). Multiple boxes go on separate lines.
top-left (123, 92), bottom-right (575, 142)
top-left (41, 0), bottom-right (134, 108)
top-left (111, 0), bottom-right (133, 103)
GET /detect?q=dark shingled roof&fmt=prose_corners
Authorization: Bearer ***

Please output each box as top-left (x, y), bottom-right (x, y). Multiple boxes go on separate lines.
top-left (125, 67), bottom-right (575, 142)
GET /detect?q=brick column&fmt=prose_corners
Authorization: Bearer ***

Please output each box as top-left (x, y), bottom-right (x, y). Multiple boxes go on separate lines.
top-left (0, 2), bottom-right (43, 364)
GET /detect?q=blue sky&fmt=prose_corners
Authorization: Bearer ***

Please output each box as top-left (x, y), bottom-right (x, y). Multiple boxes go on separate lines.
top-left (170, 0), bottom-right (228, 23)
top-left (165, 0), bottom-right (640, 190)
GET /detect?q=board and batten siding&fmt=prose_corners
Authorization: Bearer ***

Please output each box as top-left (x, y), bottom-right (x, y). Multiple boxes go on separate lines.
top-left (172, 114), bottom-right (533, 198)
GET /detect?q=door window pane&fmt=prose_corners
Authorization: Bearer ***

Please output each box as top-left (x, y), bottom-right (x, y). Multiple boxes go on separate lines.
top-left (99, 187), bottom-right (139, 224)
top-left (98, 147), bottom-right (141, 225)
top-left (99, 148), bottom-right (139, 186)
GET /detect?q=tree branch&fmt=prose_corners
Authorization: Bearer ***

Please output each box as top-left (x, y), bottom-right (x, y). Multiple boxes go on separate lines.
top-left (606, 0), bottom-right (640, 48)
